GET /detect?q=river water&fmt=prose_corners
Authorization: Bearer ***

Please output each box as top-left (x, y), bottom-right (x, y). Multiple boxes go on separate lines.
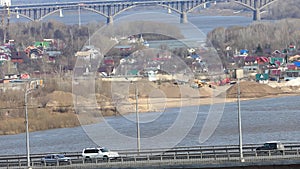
top-left (0, 95), bottom-right (299, 155)
top-left (2, 9), bottom-right (296, 155)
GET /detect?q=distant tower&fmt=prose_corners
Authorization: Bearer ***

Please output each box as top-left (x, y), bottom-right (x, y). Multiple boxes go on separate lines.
top-left (1, 0), bottom-right (11, 6)
top-left (1, 0), bottom-right (11, 43)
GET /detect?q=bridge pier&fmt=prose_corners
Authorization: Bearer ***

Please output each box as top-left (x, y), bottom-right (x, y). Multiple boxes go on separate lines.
top-left (253, 8), bottom-right (261, 21)
top-left (252, 0), bottom-right (261, 21)
top-left (180, 12), bottom-right (188, 23)
top-left (107, 16), bottom-right (113, 25)
top-left (106, 5), bottom-right (113, 25)
top-left (180, 1), bottom-right (188, 23)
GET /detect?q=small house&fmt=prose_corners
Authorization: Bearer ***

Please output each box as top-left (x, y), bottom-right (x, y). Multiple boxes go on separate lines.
top-left (10, 51), bottom-right (27, 63)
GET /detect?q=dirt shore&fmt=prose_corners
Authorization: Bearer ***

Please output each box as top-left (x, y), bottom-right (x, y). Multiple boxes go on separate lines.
top-left (48, 80), bottom-right (300, 116)
top-left (123, 92), bottom-right (298, 114)
top-left (110, 81), bottom-right (300, 114)
top-left (1, 80), bottom-right (298, 135)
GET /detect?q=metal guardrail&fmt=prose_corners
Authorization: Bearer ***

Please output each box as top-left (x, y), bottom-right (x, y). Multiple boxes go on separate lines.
top-left (0, 143), bottom-right (300, 168)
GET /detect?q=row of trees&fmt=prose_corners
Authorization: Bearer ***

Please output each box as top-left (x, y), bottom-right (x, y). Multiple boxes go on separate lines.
top-left (265, 0), bottom-right (300, 20)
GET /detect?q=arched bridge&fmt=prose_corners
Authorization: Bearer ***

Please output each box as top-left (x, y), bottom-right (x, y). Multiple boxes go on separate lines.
top-left (1, 0), bottom-right (211, 24)
top-left (232, 0), bottom-right (279, 20)
top-left (0, 0), bottom-right (281, 24)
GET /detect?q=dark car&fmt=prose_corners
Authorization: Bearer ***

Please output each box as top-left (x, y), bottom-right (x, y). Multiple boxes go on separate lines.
top-left (256, 141), bottom-right (285, 154)
top-left (41, 154), bottom-right (72, 165)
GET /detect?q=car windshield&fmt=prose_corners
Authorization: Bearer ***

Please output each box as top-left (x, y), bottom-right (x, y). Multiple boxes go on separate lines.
top-left (84, 149), bottom-right (99, 153)
top-left (264, 143), bottom-right (277, 148)
top-left (57, 155), bottom-right (65, 158)
top-left (100, 147), bottom-right (109, 152)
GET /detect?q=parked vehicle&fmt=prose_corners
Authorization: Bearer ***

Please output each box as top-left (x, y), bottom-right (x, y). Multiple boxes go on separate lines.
top-left (41, 154), bottom-right (71, 165)
top-left (256, 141), bottom-right (285, 154)
top-left (82, 147), bottom-right (120, 161)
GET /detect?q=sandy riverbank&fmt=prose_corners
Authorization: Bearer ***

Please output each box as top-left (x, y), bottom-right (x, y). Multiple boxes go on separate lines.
top-left (49, 80), bottom-right (300, 117)
top-left (114, 81), bottom-right (300, 114)
top-left (122, 93), bottom-right (298, 114)
top-left (1, 80), bottom-right (299, 135)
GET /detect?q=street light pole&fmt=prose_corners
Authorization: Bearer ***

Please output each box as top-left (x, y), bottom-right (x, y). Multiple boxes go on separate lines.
top-left (135, 82), bottom-right (141, 153)
top-left (24, 80), bottom-right (40, 169)
top-left (25, 86), bottom-right (32, 168)
top-left (25, 90), bottom-right (30, 167)
top-left (236, 69), bottom-right (244, 162)
top-left (237, 78), bottom-right (244, 162)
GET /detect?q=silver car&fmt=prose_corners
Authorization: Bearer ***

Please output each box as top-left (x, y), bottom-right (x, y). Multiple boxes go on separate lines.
top-left (41, 154), bottom-right (72, 165)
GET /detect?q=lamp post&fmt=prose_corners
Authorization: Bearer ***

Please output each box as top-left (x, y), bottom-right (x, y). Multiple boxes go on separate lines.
top-left (24, 80), bottom-right (38, 168)
top-left (25, 89), bottom-right (31, 168)
top-left (25, 87), bottom-right (31, 168)
top-left (134, 82), bottom-right (141, 153)
top-left (236, 69), bottom-right (244, 162)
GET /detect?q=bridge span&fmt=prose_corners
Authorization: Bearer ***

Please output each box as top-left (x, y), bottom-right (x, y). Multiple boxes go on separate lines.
top-left (1, 0), bottom-right (210, 24)
top-left (0, 0), bottom-right (281, 24)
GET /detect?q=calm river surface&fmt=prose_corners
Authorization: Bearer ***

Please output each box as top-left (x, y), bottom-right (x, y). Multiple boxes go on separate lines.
top-left (0, 95), bottom-right (299, 155)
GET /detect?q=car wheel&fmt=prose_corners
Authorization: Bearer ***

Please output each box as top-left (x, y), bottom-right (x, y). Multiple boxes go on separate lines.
top-left (84, 157), bottom-right (91, 163)
top-left (256, 151), bottom-right (261, 155)
top-left (103, 156), bottom-right (108, 162)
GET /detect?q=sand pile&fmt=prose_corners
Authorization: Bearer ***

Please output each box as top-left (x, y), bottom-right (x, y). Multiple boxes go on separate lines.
top-left (285, 77), bottom-right (300, 86)
top-left (226, 81), bottom-right (283, 98)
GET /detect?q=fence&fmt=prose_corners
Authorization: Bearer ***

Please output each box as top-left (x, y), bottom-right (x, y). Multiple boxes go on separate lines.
top-left (1, 143), bottom-right (300, 168)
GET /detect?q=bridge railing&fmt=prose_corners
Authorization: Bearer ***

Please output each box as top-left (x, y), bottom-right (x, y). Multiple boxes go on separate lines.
top-left (0, 143), bottom-right (300, 168)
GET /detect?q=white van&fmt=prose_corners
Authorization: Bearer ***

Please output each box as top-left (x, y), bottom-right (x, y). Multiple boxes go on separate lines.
top-left (82, 147), bottom-right (120, 161)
